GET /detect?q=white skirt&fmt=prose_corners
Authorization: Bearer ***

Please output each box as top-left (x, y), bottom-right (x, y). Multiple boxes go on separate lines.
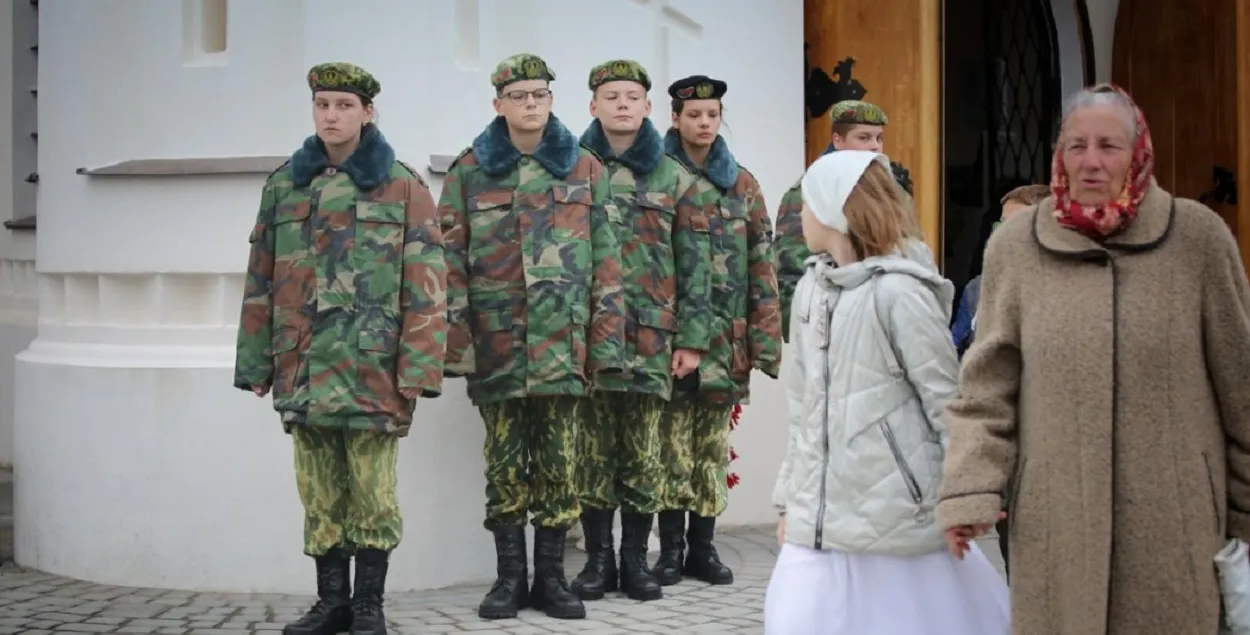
top-left (763, 541), bottom-right (1010, 635)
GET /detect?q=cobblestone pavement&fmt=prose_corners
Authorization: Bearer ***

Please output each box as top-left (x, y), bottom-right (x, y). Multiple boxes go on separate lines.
top-left (0, 522), bottom-right (1006, 635)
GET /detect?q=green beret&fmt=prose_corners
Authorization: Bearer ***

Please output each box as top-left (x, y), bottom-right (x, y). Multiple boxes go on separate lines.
top-left (668, 75), bottom-right (727, 101)
top-left (491, 53), bottom-right (555, 89)
top-left (830, 100), bottom-right (888, 126)
top-left (306, 62), bottom-right (381, 101)
top-left (588, 59), bottom-right (651, 91)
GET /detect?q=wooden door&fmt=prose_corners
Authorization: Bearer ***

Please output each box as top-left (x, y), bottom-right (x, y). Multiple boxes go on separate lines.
top-left (804, 0), bottom-right (943, 263)
top-left (1113, 0), bottom-right (1246, 261)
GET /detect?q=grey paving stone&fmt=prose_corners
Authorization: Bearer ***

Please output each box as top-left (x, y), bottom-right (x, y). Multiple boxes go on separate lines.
top-left (0, 526), bottom-right (1005, 634)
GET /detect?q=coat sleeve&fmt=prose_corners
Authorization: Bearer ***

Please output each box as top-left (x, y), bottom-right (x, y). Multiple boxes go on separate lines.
top-left (233, 181), bottom-right (278, 391)
top-left (936, 230), bottom-right (1023, 530)
top-left (395, 176), bottom-right (448, 397)
top-left (744, 177), bottom-right (783, 378)
top-left (882, 276), bottom-right (959, 447)
top-left (1200, 218), bottom-right (1250, 542)
top-left (774, 183), bottom-right (809, 343)
top-left (772, 273), bottom-right (808, 512)
top-left (437, 161), bottom-right (474, 378)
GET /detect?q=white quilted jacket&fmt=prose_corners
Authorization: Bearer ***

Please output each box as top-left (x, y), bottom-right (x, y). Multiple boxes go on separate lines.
top-left (772, 245), bottom-right (960, 556)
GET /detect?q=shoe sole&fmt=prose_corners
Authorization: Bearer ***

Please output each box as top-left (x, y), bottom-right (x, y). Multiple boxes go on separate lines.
top-left (624, 587), bottom-right (663, 602)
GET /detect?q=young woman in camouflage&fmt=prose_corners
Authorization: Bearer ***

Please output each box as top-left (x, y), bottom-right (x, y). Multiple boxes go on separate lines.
top-left (655, 74), bottom-right (784, 587)
top-left (570, 59), bottom-right (713, 604)
top-left (774, 101), bottom-right (915, 341)
top-left (436, 53), bottom-right (627, 622)
top-left (233, 63), bottom-right (448, 635)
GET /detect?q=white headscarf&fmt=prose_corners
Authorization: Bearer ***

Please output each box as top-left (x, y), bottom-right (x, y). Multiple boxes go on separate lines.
top-left (799, 150), bottom-right (893, 232)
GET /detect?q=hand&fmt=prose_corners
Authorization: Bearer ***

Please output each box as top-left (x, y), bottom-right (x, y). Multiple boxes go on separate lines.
top-left (776, 515), bottom-right (787, 547)
top-left (945, 511), bottom-right (1006, 560)
top-left (252, 386), bottom-right (269, 397)
top-left (672, 349), bottom-right (702, 378)
top-left (399, 389), bottom-right (421, 402)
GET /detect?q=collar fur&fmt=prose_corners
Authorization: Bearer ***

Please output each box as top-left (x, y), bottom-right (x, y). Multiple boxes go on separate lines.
top-left (290, 123), bottom-right (395, 190)
top-left (472, 115), bottom-right (580, 178)
top-left (664, 128), bottom-right (739, 190)
top-left (579, 119), bottom-right (663, 175)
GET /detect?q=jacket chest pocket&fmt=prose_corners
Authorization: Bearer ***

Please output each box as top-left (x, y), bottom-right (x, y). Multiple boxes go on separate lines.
top-left (466, 191), bottom-right (517, 267)
top-left (551, 181), bottom-right (594, 240)
top-left (633, 193), bottom-right (677, 250)
top-left (354, 200), bottom-right (406, 312)
top-left (272, 199), bottom-right (314, 310)
top-left (716, 197), bottom-right (749, 265)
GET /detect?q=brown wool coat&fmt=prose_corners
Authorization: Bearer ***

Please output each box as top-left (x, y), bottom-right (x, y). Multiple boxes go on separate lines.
top-left (937, 183), bottom-right (1250, 635)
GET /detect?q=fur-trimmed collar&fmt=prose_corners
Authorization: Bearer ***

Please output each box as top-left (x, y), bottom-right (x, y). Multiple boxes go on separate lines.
top-left (472, 115), bottom-right (580, 178)
top-left (579, 119), bottom-right (663, 175)
top-left (664, 129), bottom-right (739, 190)
top-left (290, 123), bottom-right (395, 190)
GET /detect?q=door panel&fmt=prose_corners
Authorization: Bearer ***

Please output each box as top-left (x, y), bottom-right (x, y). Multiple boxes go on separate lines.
top-left (804, 0), bottom-right (942, 264)
top-left (1112, 0), bottom-right (1241, 239)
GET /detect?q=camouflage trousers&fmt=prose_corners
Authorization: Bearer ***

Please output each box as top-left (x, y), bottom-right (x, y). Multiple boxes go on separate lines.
top-left (478, 395), bottom-right (583, 531)
top-left (291, 425), bottom-right (402, 556)
top-left (658, 394), bottom-right (734, 517)
top-left (577, 392), bottom-right (666, 514)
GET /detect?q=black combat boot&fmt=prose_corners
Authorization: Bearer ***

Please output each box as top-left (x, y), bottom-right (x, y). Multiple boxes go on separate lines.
top-left (529, 527), bottom-right (586, 619)
top-left (651, 510), bottom-right (686, 586)
top-left (618, 511), bottom-right (662, 601)
top-left (349, 548), bottom-right (389, 635)
top-left (478, 526), bottom-right (530, 620)
top-left (571, 507), bottom-right (618, 601)
top-left (283, 547), bottom-right (353, 635)
top-left (683, 513), bottom-right (734, 585)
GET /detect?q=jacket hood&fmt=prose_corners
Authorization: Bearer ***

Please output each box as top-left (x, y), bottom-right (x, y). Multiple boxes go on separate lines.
top-left (808, 238), bottom-right (955, 321)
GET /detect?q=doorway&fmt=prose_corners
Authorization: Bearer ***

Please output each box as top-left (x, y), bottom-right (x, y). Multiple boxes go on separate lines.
top-left (942, 0), bottom-right (1063, 290)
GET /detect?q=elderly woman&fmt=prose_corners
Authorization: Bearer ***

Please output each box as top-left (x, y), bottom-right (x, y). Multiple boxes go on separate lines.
top-left (937, 83), bottom-right (1250, 634)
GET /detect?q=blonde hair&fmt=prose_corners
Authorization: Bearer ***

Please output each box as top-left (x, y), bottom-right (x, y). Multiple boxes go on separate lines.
top-left (843, 161), bottom-right (919, 258)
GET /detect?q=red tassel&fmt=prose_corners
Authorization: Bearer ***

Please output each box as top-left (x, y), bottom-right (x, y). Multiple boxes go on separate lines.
top-left (726, 472), bottom-right (741, 489)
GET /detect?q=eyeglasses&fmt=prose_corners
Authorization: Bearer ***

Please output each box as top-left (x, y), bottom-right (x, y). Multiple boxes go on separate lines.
top-left (501, 89), bottom-right (552, 105)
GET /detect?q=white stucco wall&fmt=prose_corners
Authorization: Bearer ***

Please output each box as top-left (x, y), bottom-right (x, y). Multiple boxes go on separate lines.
top-left (0, 2), bottom-right (38, 469)
top-left (14, 0), bottom-right (802, 593)
top-left (1052, 0), bottom-right (1120, 90)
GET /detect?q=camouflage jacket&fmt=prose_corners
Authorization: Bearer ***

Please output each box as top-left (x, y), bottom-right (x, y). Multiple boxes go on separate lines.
top-left (438, 115), bottom-right (627, 406)
top-left (233, 124), bottom-right (448, 436)
top-left (775, 160), bottom-right (915, 342)
top-left (665, 130), bottom-right (783, 404)
top-left (580, 119), bottom-right (713, 399)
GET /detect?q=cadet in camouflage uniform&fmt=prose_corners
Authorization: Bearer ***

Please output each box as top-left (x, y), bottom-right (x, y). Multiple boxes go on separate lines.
top-left (775, 100), bottom-right (915, 339)
top-left (656, 75), bottom-right (783, 587)
top-left (233, 63), bottom-right (447, 635)
top-left (437, 53), bottom-right (626, 621)
top-left (570, 59), bottom-right (712, 604)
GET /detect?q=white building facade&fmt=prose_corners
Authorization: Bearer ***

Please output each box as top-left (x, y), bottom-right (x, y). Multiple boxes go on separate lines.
top-left (0, 0), bottom-right (1115, 594)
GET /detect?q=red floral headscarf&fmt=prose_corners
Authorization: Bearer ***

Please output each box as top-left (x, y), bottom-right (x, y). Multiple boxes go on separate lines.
top-left (1049, 84), bottom-right (1155, 238)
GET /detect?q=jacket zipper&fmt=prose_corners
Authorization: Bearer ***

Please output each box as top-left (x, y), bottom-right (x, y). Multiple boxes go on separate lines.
top-left (813, 291), bottom-right (836, 550)
top-left (880, 420), bottom-right (923, 505)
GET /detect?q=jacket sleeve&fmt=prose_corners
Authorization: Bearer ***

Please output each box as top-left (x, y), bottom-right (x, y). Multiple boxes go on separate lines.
top-left (233, 181), bottom-right (278, 391)
top-left (396, 177), bottom-right (448, 397)
top-left (745, 181), bottom-right (783, 378)
top-left (883, 277), bottom-right (959, 448)
top-left (774, 183), bottom-right (809, 343)
top-left (587, 162), bottom-right (627, 374)
top-left (437, 162), bottom-right (474, 377)
top-left (772, 274), bottom-right (808, 512)
top-left (1200, 216), bottom-right (1250, 542)
top-left (672, 175), bottom-right (713, 352)
top-left (935, 232), bottom-right (1023, 530)
top-left (950, 281), bottom-right (977, 357)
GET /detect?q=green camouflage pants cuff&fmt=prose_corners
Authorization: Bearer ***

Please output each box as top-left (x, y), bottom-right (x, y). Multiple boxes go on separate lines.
top-left (579, 392), bottom-right (666, 514)
top-left (292, 425), bottom-right (403, 555)
top-left (658, 396), bottom-right (734, 513)
top-left (480, 396), bottom-right (583, 531)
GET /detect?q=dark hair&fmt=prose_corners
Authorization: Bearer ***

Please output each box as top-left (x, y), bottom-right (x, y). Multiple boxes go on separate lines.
top-left (671, 99), bottom-right (724, 115)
